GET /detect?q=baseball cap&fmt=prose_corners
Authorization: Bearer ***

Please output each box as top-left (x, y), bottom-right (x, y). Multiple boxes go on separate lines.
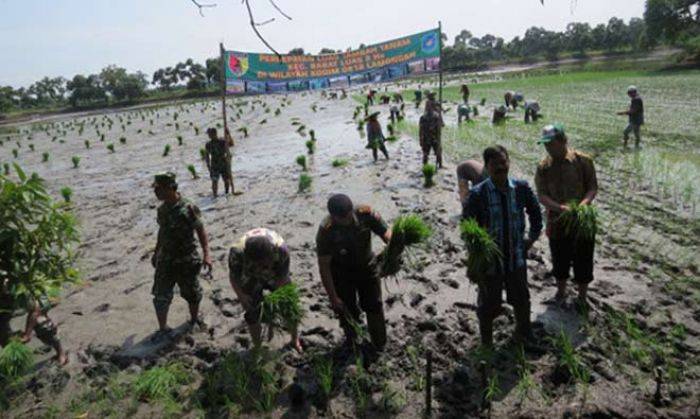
top-left (538, 123), bottom-right (565, 144)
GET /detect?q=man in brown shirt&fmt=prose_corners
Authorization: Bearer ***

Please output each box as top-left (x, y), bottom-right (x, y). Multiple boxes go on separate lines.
top-left (315, 194), bottom-right (391, 351)
top-left (534, 124), bottom-right (598, 306)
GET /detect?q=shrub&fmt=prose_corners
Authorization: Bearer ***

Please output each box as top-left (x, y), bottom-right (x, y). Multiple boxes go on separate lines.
top-left (298, 173), bottom-right (312, 193)
top-left (459, 219), bottom-right (502, 283)
top-left (332, 158), bottom-right (348, 168)
top-left (422, 164), bottom-right (436, 187)
top-left (0, 340), bottom-right (34, 380)
top-left (305, 140), bottom-right (315, 154)
top-left (71, 156), bottom-right (81, 169)
top-left (163, 144), bottom-right (171, 157)
top-left (60, 187), bottom-right (73, 203)
top-left (296, 155), bottom-right (307, 171)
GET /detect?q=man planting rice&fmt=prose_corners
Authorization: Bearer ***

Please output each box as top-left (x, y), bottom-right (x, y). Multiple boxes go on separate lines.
top-left (204, 127), bottom-right (235, 197)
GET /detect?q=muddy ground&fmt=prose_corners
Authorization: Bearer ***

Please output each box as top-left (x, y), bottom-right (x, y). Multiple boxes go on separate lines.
top-left (1, 76), bottom-right (698, 418)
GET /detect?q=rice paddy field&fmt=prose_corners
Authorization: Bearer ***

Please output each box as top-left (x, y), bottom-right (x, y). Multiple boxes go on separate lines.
top-left (0, 57), bottom-right (698, 418)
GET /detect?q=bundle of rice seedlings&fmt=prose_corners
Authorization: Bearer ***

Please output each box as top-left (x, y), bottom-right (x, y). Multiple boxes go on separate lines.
top-left (260, 283), bottom-right (304, 334)
top-left (60, 186), bottom-right (73, 203)
top-left (558, 201), bottom-right (598, 241)
top-left (12, 149), bottom-right (18, 158)
top-left (71, 156), bottom-right (81, 168)
top-left (313, 355), bottom-right (333, 407)
top-left (238, 126), bottom-right (248, 138)
top-left (298, 173), bottom-right (312, 193)
top-left (259, 119), bottom-right (267, 125)
top-left (100, 134), bottom-right (105, 142)
top-left (28, 144), bottom-right (35, 152)
top-left (459, 219), bottom-right (502, 283)
top-left (422, 164), bottom-right (436, 187)
top-left (387, 124), bottom-right (394, 136)
top-left (187, 164), bottom-right (198, 179)
top-left (84, 140), bottom-right (90, 149)
top-left (107, 143), bottom-right (115, 153)
top-left (357, 120), bottom-right (365, 131)
top-left (194, 126), bottom-right (200, 136)
top-left (0, 339), bottom-right (34, 380)
top-left (274, 108), bottom-right (281, 116)
top-left (305, 140), bottom-right (315, 154)
top-left (332, 158), bottom-right (348, 168)
top-left (309, 129), bottom-right (316, 141)
top-left (176, 135), bottom-right (183, 146)
top-left (175, 122), bottom-right (180, 131)
top-left (472, 106), bottom-right (479, 116)
top-left (42, 152), bottom-right (49, 162)
top-left (311, 104), bottom-right (318, 112)
top-left (375, 214), bottom-right (431, 277)
top-left (163, 144), bottom-right (171, 157)
top-left (480, 98), bottom-right (487, 106)
top-left (199, 148), bottom-right (207, 160)
top-left (295, 155), bottom-right (307, 171)
top-left (119, 136), bottom-right (126, 144)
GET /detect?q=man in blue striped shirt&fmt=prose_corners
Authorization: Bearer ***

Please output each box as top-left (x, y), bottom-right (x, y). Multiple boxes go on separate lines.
top-left (462, 145), bottom-right (543, 348)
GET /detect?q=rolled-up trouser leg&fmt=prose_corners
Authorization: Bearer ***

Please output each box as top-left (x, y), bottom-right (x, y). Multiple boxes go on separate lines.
top-left (34, 315), bottom-right (61, 349)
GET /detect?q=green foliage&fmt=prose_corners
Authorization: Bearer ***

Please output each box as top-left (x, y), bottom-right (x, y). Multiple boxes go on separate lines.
top-left (558, 201), bottom-right (598, 241)
top-left (312, 355), bottom-right (333, 400)
top-left (162, 144), bottom-right (171, 157)
top-left (0, 339), bottom-right (34, 380)
top-left (550, 329), bottom-right (590, 384)
top-left (406, 345), bottom-right (425, 391)
top-left (349, 357), bottom-right (371, 413)
top-left (295, 154), bottom-right (307, 171)
top-left (187, 164), bottom-right (198, 179)
top-left (422, 163), bottom-right (436, 187)
top-left (332, 158), bottom-right (348, 168)
top-left (460, 219), bottom-right (502, 282)
top-left (60, 187), bottom-right (73, 203)
top-left (107, 143), bottom-right (115, 153)
top-left (71, 156), bottom-right (80, 168)
top-left (0, 166), bottom-right (79, 302)
top-left (305, 139), bottom-right (315, 154)
top-left (484, 373), bottom-right (502, 404)
top-left (260, 283), bottom-right (304, 334)
top-left (42, 152), bottom-right (49, 162)
top-left (298, 173), bottom-right (312, 193)
top-left (378, 214), bottom-right (431, 276)
top-left (133, 363), bottom-right (189, 402)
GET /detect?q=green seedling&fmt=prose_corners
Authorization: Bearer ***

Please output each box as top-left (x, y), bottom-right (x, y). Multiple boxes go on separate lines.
top-left (260, 283), bottom-right (305, 335)
top-left (42, 152), bottom-right (49, 162)
top-left (60, 187), bottom-right (73, 203)
top-left (177, 135), bottom-right (183, 146)
top-left (377, 214), bottom-right (431, 277)
top-left (305, 140), bottom-right (315, 154)
top-left (296, 155), bottom-right (307, 171)
top-left (119, 137), bottom-right (126, 144)
top-left (163, 144), bottom-right (171, 157)
top-left (133, 363), bottom-right (189, 403)
top-left (558, 201), bottom-right (598, 241)
top-left (187, 164), bottom-right (198, 179)
top-left (107, 143), bottom-right (115, 153)
top-left (71, 156), bottom-right (81, 169)
top-left (422, 163), bottom-right (436, 187)
top-left (460, 219), bottom-right (502, 283)
top-left (332, 158), bottom-right (348, 168)
top-left (298, 173), bottom-right (312, 193)
top-left (84, 140), bottom-right (90, 149)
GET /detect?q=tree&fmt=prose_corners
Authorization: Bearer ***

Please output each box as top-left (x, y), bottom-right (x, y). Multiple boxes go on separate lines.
top-left (288, 47), bottom-right (305, 55)
top-left (454, 30), bottom-right (473, 48)
top-left (205, 57), bottom-right (222, 86)
top-left (590, 23), bottom-right (607, 50)
top-left (0, 166), bottom-right (79, 303)
top-left (99, 66), bottom-right (147, 102)
top-left (565, 22), bottom-right (593, 54)
top-left (604, 17), bottom-right (628, 51)
top-left (319, 48), bottom-right (336, 54)
top-left (0, 86), bottom-right (18, 114)
top-left (66, 74), bottom-right (106, 107)
top-left (645, 0), bottom-right (700, 43)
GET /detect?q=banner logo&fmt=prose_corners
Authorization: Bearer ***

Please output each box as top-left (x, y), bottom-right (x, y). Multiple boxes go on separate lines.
top-left (228, 53), bottom-right (249, 77)
top-left (421, 32), bottom-right (438, 54)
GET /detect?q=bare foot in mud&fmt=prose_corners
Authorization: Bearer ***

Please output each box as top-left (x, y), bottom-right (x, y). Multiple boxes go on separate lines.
top-left (19, 334), bottom-right (31, 344)
top-left (289, 337), bottom-right (303, 354)
top-left (55, 352), bottom-right (69, 367)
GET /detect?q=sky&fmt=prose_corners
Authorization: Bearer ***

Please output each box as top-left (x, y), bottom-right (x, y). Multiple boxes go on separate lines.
top-left (0, 0), bottom-right (645, 88)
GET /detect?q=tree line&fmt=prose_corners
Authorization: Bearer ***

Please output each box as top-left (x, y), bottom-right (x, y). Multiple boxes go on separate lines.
top-left (1, 1), bottom-right (697, 114)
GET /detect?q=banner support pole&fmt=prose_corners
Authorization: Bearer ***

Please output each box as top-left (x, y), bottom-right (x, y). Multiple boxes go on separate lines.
top-left (219, 42), bottom-right (228, 134)
top-left (438, 21), bottom-right (443, 111)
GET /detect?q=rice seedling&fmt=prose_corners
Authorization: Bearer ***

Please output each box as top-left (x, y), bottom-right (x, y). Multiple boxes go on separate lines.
top-left (483, 373), bottom-right (501, 408)
top-left (60, 187), bottom-right (73, 203)
top-left (378, 382), bottom-right (407, 414)
top-left (349, 357), bottom-right (371, 413)
top-left (163, 144), bottom-right (171, 157)
top-left (100, 134), bottom-right (105, 142)
top-left (84, 140), bottom-right (90, 149)
top-left (274, 108), bottom-right (281, 116)
top-left (332, 158), bottom-right (348, 168)
top-left (194, 126), bottom-right (200, 135)
top-left (558, 201), bottom-right (598, 241)
top-left (480, 98), bottom-right (487, 106)
top-left (237, 126), bottom-right (248, 138)
top-left (119, 136), bottom-right (126, 144)
top-left (107, 143), bottom-right (115, 153)
top-left (422, 163), bottom-right (436, 187)
top-left (260, 283), bottom-right (304, 335)
top-left (296, 155), bottom-right (307, 171)
top-left (259, 119), bottom-right (267, 125)
top-left (175, 122), bottom-right (180, 131)
top-left (0, 339), bottom-right (34, 380)
top-left (187, 164), bottom-right (198, 179)
top-left (472, 106), bottom-right (479, 116)
top-left (305, 140), bottom-right (315, 154)
top-left (376, 214), bottom-right (431, 277)
top-left (133, 363), bottom-right (189, 402)
top-left (12, 149), bottom-right (18, 158)
top-left (71, 156), bottom-right (81, 169)
top-left (199, 148), bottom-right (207, 161)
top-left (309, 129), bottom-right (316, 141)
top-left (42, 152), bottom-right (49, 162)
top-left (177, 135), bottom-right (183, 146)
top-left (28, 144), bottom-right (34, 152)
top-left (312, 355), bottom-right (333, 404)
top-left (298, 173), bottom-right (312, 193)
top-left (550, 329), bottom-right (590, 384)
top-left (459, 219), bottom-right (502, 282)
top-left (385, 135), bottom-right (398, 142)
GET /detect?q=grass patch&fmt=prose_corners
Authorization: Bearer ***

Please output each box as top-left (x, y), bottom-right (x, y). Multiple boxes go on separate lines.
top-left (0, 339), bottom-right (34, 380)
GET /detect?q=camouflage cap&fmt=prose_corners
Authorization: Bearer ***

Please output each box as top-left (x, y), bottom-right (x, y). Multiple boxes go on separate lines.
top-left (538, 123), bottom-right (565, 144)
top-left (153, 171), bottom-right (177, 187)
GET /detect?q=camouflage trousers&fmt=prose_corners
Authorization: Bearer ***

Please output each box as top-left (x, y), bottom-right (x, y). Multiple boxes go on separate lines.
top-left (0, 308), bottom-right (61, 348)
top-left (152, 261), bottom-right (203, 312)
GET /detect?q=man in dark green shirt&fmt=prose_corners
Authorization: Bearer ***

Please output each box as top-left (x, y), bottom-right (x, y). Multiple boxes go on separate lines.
top-left (617, 85), bottom-right (644, 148)
top-left (315, 194), bottom-right (391, 350)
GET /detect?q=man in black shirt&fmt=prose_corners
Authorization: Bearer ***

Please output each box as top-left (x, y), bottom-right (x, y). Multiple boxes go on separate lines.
top-left (618, 85), bottom-right (644, 148)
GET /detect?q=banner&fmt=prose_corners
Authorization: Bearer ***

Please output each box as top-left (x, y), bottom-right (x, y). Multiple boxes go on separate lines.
top-left (223, 28), bottom-right (440, 94)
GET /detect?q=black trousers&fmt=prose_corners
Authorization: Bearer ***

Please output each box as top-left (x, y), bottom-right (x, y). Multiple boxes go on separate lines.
top-left (332, 266), bottom-right (386, 348)
top-left (549, 234), bottom-right (595, 284)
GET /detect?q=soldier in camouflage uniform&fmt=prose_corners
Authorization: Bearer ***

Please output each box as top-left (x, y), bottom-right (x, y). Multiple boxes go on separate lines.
top-left (0, 280), bottom-right (67, 365)
top-left (316, 194), bottom-right (392, 351)
top-left (419, 105), bottom-right (444, 168)
top-left (365, 112), bottom-right (389, 162)
top-left (204, 127), bottom-right (235, 197)
top-left (228, 228), bottom-right (302, 352)
top-left (151, 172), bottom-right (212, 336)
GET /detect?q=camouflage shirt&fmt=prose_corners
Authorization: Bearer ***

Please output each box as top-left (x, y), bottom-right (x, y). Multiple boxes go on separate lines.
top-left (156, 197), bottom-right (203, 265)
top-left (205, 138), bottom-right (232, 172)
top-left (228, 228), bottom-right (290, 295)
top-left (419, 112), bottom-right (442, 148)
top-left (316, 206), bottom-right (388, 270)
top-left (535, 148), bottom-right (598, 238)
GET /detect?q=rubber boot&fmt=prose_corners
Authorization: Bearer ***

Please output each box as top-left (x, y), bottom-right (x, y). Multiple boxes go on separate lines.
top-left (366, 311), bottom-right (387, 351)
